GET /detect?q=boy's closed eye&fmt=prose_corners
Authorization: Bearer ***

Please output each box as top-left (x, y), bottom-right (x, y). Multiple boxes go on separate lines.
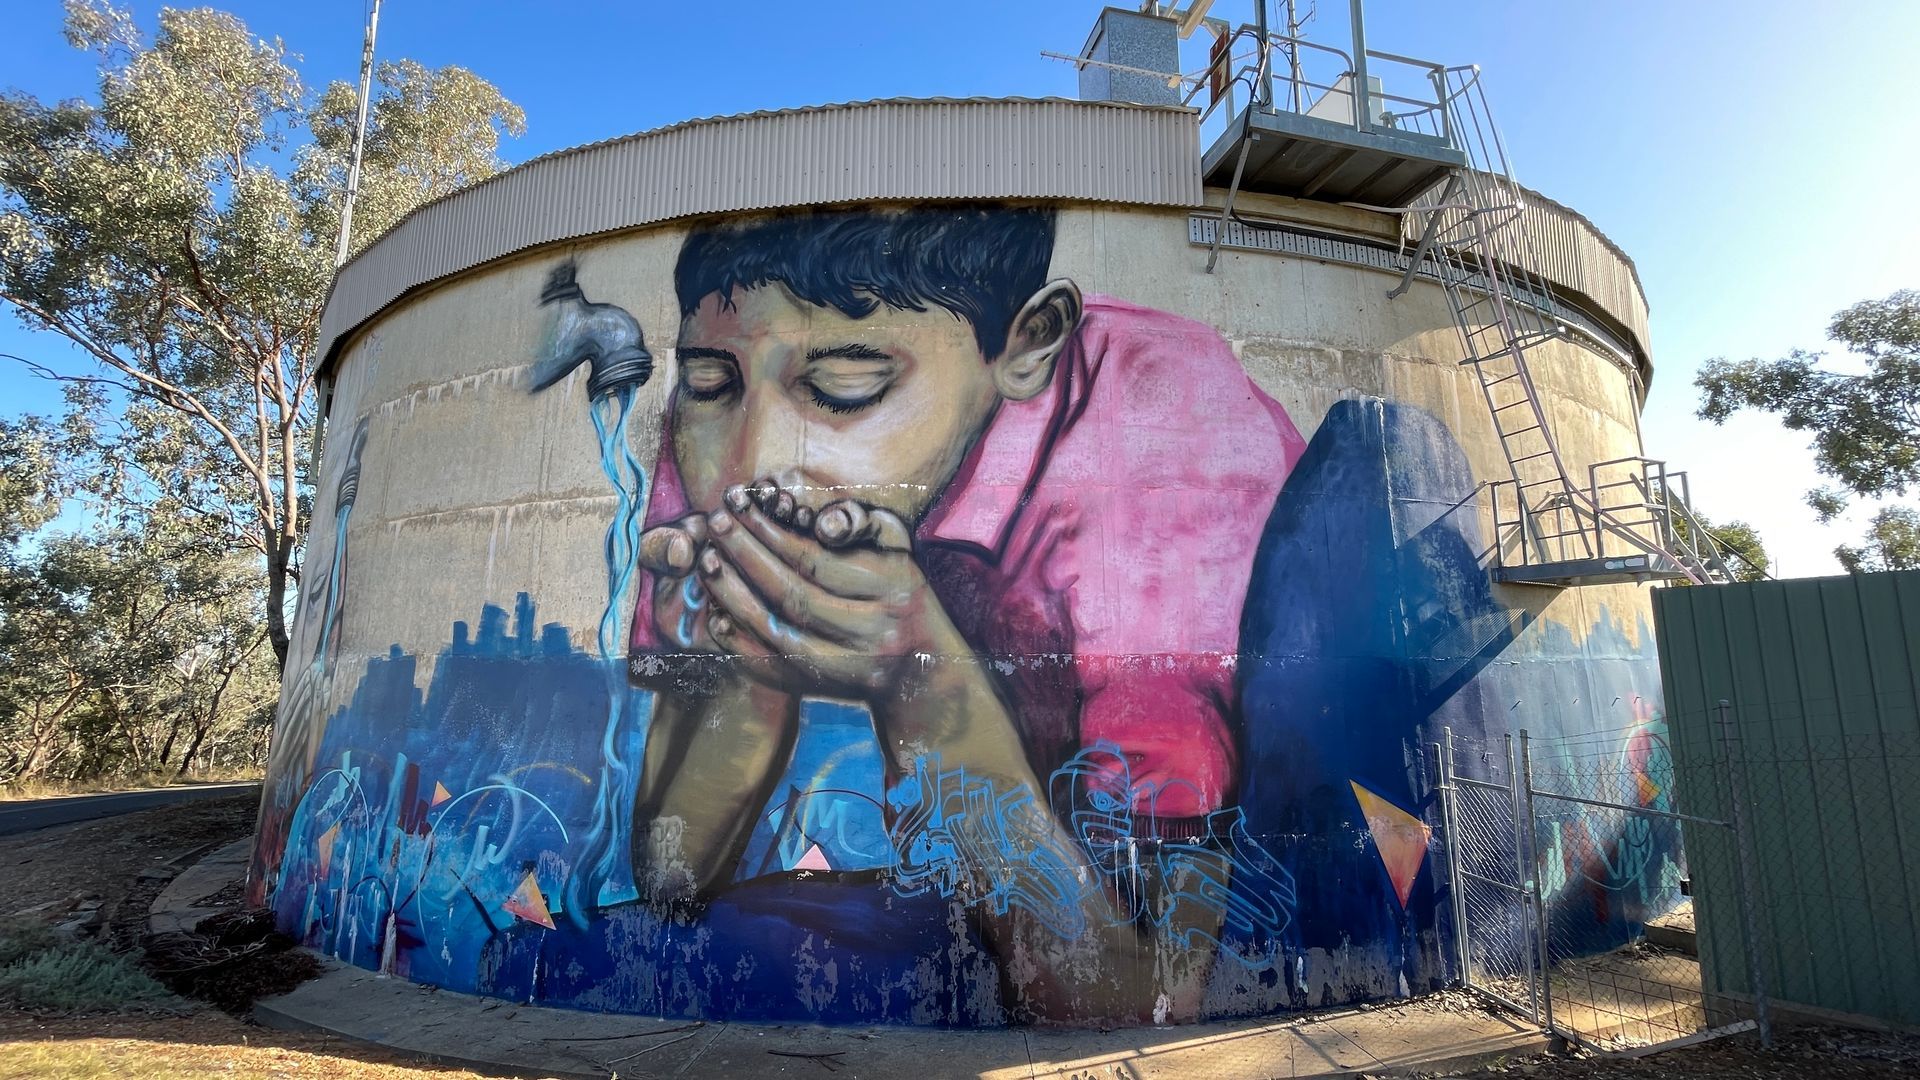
top-left (801, 345), bottom-right (897, 415)
top-left (678, 347), bottom-right (739, 401)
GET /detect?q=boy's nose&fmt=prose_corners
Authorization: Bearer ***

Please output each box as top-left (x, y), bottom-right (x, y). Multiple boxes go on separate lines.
top-left (732, 394), bottom-right (810, 499)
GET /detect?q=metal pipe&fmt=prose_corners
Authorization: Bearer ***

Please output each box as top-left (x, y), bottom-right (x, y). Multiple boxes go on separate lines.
top-left (1441, 729), bottom-right (1473, 991)
top-left (1519, 786), bottom-right (1731, 829)
top-left (1284, 0), bottom-right (1303, 111)
top-left (1506, 734), bottom-right (1541, 1021)
top-left (1715, 700), bottom-right (1774, 1047)
top-left (1349, 0), bottom-right (1371, 131)
top-left (333, 0), bottom-right (381, 268)
top-left (1254, 0), bottom-right (1273, 107)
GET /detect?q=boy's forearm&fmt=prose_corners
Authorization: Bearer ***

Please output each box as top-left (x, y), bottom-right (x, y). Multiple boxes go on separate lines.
top-left (634, 667), bottom-right (796, 903)
top-left (874, 653), bottom-right (1143, 1017)
top-left (877, 645), bottom-right (1226, 1023)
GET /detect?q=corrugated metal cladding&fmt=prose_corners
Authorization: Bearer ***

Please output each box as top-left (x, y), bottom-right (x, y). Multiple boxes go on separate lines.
top-left (1405, 179), bottom-right (1651, 367)
top-left (1655, 572), bottom-right (1920, 1027)
top-left (316, 97), bottom-right (1204, 368)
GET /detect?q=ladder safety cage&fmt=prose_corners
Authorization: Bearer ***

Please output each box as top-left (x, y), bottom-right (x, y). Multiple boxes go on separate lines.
top-left (1386, 66), bottom-right (1733, 587)
top-left (1173, 5), bottom-right (1733, 587)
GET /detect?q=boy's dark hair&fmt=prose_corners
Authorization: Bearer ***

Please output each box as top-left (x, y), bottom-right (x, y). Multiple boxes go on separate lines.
top-left (675, 204), bottom-right (1057, 359)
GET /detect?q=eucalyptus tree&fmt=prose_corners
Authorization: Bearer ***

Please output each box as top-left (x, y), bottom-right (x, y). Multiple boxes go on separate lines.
top-left (0, 1), bottom-right (524, 668)
top-left (1698, 289), bottom-right (1920, 568)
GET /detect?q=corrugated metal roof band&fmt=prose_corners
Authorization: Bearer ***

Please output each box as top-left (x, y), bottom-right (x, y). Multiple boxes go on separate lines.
top-left (315, 96), bottom-right (1652, 379)
top-left (315, 98), bottom-right (1205, 371)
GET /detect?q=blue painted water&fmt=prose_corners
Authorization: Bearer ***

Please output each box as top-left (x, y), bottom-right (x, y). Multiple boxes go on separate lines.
top-left (567, 383), bottom-right (653, 919)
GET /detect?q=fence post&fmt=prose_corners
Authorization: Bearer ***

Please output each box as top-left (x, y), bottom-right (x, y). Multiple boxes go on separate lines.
top-left (1439, 728), bottom-right (1472, 991)
top-left (1505, 734), bottom-right (1541, 1021)
top-left (1714, 699), bottom-right (1773, 1047)
top-left (1517, 729), bottom-right (1555, 1037)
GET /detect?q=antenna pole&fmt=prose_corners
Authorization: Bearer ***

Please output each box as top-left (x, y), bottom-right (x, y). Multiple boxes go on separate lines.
top-left (333, 0), bottom-right (382, 268)
top-left (1284, 0), bottom-right (1303, 110)
top-left (1253, 0), bottom-right (1273, 106)
top-left (1349, 0), bottom-right (1370, 130)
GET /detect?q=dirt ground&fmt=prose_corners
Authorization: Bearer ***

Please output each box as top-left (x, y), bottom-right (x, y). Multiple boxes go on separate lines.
top-left (1427, 1024), bottom-right (1920, 1080)
top-left (0, 795), bottom-right (258, 916)
top-left (0, 795), bottom-right (486, 1079)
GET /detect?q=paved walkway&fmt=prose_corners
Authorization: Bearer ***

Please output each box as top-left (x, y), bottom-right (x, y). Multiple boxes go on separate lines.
top-left (156, 842), bottom-right (1548, 1079)
top-left (252, 968), bottom-right (1543, 1080)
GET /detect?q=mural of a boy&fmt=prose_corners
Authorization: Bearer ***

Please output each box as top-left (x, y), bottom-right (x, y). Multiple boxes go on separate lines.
top-left (619, 204), bottom-right (1306, 1019)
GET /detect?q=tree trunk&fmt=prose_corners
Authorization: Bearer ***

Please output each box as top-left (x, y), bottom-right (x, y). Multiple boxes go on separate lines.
top-left (157, 716), bottom-right (183, 770)
top-left (177, 662), bottom-right (236, 777)
top-left (176, 724), bottom-right (211, 777)
top-left (266, 529), bottom-right (293, 672)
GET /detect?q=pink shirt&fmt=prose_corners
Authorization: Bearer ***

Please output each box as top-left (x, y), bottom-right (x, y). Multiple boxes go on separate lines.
top-left (632, 295), bottom-right (1304, 820)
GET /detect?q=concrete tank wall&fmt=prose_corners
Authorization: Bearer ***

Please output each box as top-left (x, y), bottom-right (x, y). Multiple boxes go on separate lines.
top-left (252, 196), bottom-right (1674, 1026)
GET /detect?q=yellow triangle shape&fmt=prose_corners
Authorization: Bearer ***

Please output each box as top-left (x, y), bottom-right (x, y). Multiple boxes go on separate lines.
top-left (1351, 781), bottom-right (1432, 909)
top-left (1635, 773), bottom-right (1662, 805)
top-left (503, 871), bottom-right (555, 929)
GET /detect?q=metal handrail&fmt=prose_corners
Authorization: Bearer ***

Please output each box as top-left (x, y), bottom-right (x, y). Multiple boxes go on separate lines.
top-left (1486, 455), bottom-right (1735, 583)
top-left (1192, 25), bottom-right (1468, 144)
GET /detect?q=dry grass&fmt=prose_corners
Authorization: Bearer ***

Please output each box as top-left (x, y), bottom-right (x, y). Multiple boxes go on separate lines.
top-left (0, 1008), bottom-right (492, 1079)
top-left (0, 767), bottom-right (262, 802)
top-left (0, 793), bottom-right (486, 1078)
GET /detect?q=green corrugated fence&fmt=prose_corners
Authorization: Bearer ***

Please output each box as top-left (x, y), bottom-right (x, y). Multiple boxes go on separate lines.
top-left (1654, 570), bottom-right (1920, 1028)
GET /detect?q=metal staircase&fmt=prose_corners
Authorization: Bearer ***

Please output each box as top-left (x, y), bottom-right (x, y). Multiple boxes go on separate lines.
top-left (1393, 68), bottom-right (1734, 587)
top-left (1151, 3), bottom-right (1737, 586)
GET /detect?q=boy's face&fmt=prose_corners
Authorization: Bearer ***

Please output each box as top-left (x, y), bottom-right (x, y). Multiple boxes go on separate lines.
top-left (671, 284), bottom-right (1006, 524)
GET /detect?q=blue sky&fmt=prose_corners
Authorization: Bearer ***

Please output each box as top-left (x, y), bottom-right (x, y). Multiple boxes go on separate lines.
top-left (4, 1), bottom-right (1916, 575)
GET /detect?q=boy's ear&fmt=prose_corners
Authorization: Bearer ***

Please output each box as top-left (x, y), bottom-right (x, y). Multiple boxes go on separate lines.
top-left (990, 280), bottom-right (1083, 402)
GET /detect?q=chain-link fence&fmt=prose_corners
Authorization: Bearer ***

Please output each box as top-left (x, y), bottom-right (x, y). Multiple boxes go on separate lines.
top-left (1438, 719), bottom-right (1771, 1054)
top-left (1438, 732), bottom-right (1544, 1022)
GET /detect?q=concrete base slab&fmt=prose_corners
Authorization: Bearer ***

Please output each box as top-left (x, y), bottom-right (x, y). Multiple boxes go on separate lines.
top-left (148, 836), bottom-right (252, 935)
top-left (252, 959), bottom-right (1550, 1079)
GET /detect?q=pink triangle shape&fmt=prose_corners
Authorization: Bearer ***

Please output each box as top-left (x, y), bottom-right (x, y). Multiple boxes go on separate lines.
top-left (1350, 781), bottom-right (1432, 910)
top-left (503, 871), bottom-right (556, 929)
top-left (793, 843), bottom-right (832, 871)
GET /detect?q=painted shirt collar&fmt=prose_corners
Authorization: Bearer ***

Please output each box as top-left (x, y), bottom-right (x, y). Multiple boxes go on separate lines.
top-left (913, 314), bottom-right (1088, 560)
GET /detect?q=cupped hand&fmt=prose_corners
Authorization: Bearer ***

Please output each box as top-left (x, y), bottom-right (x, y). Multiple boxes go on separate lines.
top-left (636, 511), bottom-right (722, 651)
top-left (695, 481), bottom-right (957, 698)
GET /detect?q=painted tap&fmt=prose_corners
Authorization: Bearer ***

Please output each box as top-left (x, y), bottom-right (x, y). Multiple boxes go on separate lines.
top-left (530, 262), bottom-right (653, 398)
top-left (334, 417), bottom-right (371, 512)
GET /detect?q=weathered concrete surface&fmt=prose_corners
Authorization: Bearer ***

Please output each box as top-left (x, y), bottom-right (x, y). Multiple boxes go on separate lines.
top-left (0, 783), bottom-right (259, 836)
top-left (313, 204), bottom-right (1659, 669)
top-left (253, 958), bottom-right (1548, 1079)
top-left (149, 836), bottom-right (252, 935)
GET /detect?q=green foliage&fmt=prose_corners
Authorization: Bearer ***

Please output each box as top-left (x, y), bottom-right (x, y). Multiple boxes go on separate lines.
top-left (0, 923), bottom-right (176, 1014)
top-left (0, 1), bottom-right (523, 668)
top-left (0, 515), bottom-right (278, 783)
top-left (1697, 290), bottom-right (1920, 522)
top-left (1836, 506), bottom-right (1920, 574)
top-left (0, 919), bottom-right (65, 968)
top-left (1697, 289), bottom-right (1920, 571)
top-left (0, 417), bottom-right (70, 545)
top-left (1697, 516), bottom-right (1771, 583)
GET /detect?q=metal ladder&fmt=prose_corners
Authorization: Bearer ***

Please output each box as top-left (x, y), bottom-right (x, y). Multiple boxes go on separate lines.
top-left (1391, 69), bottom-right (1731, 585)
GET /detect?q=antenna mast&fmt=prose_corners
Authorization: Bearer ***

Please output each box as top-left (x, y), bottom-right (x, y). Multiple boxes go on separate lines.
top-left (333, 0), bottom-right (382, 268)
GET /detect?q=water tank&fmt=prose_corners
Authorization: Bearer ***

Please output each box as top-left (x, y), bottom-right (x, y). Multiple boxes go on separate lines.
top-left (251, 97), bottom-right (1671, 1027)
